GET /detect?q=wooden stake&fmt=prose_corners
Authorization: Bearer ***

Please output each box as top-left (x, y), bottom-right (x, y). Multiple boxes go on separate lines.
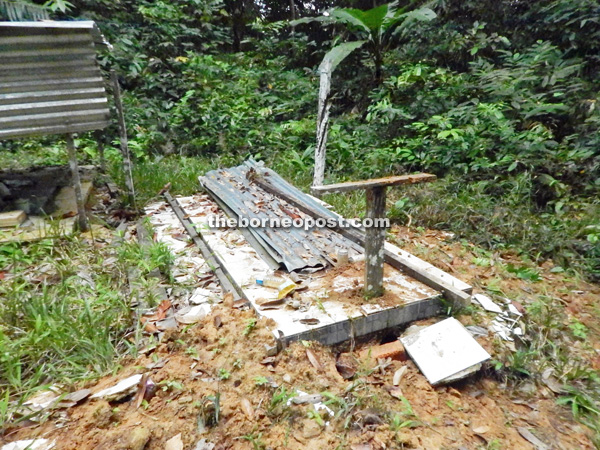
top-left (65, 133), bottom-right (89, 232)
top-left (313, 60), bottom-right (332, 190)
top-left (110, 70), bottom-right (136, 209)
top-left (364, 186), bottom-right (386, 298)
top-left (308, 173), bottom-right (439, 300)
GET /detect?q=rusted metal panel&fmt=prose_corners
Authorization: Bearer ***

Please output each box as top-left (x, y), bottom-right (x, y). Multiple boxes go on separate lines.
top-left (200, 160), bottom-right (363, 272)
top-left (0, 21), bottom-right (111, 140)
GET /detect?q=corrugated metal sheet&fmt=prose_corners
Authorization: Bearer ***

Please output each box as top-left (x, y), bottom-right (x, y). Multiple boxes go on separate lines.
top-left (0, 21), bottom-right (110, 139)
top-left (200, 160), bottom-right (362, 273)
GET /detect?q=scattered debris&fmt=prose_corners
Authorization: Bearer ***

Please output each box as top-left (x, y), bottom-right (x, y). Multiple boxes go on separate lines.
top-left (359, 340), bottom-right (407, 363)
top-left (517, 427), bottom-right (550, 450)
top-left (472, 293), bottom-right (503, 313)
top-left (165, 433), bottom-right (184, 450)
top-left (193, 439), bottom-right (215, 450)
top-left (400, 318), bottom-right (490, 385)
top-left (240, 398), bottom-right (254, 420)
top-left (90, 374), bottom-right (143, 401)
top-left (127, 427), bottom-right (151, 450)
top-left (384, 385), bottom-right (404, 400)
top-left (306, 348), bottom-right (323, 371)
top-left (1, 440), bottom-right (54, 450)
top-left (335, 353), bottom-right (357, 379)
top-left (175, 304), bottom-right (211, 324)
top-left (392, 366), bottom-right (408, 386)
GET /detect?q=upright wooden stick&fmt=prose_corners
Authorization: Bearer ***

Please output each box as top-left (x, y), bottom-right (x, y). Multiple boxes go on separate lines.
top-left (110, 70), bottom-right (136, 209)
top-left (364, 186), bottom-right (386, 298)
top-left (65, 133), bottom-right (89, 232)
top-left (313, 59), bottom-right (332, 190)
top-left (312, 174), bottom-right (438, 300)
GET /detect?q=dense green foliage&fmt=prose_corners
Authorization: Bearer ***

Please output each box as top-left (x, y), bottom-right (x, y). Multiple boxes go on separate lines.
top-left (86, 0), bottom-right (599, 279)
top-left (1, 0), bottom-right (598, 279)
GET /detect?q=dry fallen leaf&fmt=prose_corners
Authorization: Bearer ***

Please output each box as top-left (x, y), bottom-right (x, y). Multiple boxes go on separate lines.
top-left (165, 433), bottom-right (184, 450)
top-left (384, 385), bottom-right (403, 400)
top-left (299, 318), bottom-right (320, 325)
top-left (473, 425), bottom-right (490, 434)
top-left (335, 353), bottom-right (357, 380)
top-left (133, 374), bottom-right (149, 409)
top-left (392, 366), bottom-right (408, 386)
top-left (306, 348), bottom-right (323, 372)
top-left (241, 398), bottom-right (254, 420)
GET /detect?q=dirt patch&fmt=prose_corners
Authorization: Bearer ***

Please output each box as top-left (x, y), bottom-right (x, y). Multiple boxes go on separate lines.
top-left (4, 303), bottom-right (595, 449)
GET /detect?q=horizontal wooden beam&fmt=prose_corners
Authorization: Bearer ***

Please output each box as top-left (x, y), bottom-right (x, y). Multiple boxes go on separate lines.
top-left (311, 173), bottom-right (436, 194)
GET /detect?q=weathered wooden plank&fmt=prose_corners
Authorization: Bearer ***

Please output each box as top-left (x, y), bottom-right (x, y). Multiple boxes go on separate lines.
top-left (0, 210), bottom-right (27, 228)
top-left (312, 173), bottom-right (437, 194)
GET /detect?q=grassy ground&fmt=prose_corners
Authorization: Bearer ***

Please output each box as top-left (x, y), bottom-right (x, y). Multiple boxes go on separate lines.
top-left (0, 220), bottom-right (173, 429)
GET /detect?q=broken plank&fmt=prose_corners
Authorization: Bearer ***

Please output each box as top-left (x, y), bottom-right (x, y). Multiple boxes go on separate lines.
top-left (311, 173), bottom-right (436, 194)
top-left (0, 210), bottom-right (26, 227)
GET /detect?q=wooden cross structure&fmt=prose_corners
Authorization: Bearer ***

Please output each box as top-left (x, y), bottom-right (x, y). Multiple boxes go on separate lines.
top-left (0, 21), bottom-right (135, 231)
top-left (312, 173), bottom-right (436, 299)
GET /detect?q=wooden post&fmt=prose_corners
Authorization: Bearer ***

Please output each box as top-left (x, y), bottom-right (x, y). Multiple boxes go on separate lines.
top-left (311, 174), bottom-right (437, 299)
top-left (364, 186), bottom-right (386, 298)
top-left (110, 70), bottom-right (136, 209)
top-left (313, 60), bottom-right (332, 190)
top-left (65, 133), bottom-right (89, 232)
top-left (257, 172), bottom-right (471, 307)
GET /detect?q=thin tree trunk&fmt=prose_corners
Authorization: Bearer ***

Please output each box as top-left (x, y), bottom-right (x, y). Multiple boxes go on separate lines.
top-left (313, 60), bottom-right (332, 190)
top-left (66, 133), bottom-right (89, 232)
top-left (110, 70), bottom-right (136, 209)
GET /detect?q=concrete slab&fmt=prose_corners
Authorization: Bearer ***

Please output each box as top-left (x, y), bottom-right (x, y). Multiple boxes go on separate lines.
top-left (157, 194), bottom-right (471, 347)
top-left (400, 317), bottom-right (490, 385)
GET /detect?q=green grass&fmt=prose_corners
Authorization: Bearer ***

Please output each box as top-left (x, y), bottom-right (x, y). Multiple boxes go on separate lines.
top-left (389, 173), bottom-right (600, 282)
top-left (0, 232), bottom-right (171, 429)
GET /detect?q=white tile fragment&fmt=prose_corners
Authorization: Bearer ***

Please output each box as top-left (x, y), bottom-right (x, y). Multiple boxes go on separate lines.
top-left (400, 318), bottom-right (491, 385)
top-left (473, 294), bottom-right (503, 313)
